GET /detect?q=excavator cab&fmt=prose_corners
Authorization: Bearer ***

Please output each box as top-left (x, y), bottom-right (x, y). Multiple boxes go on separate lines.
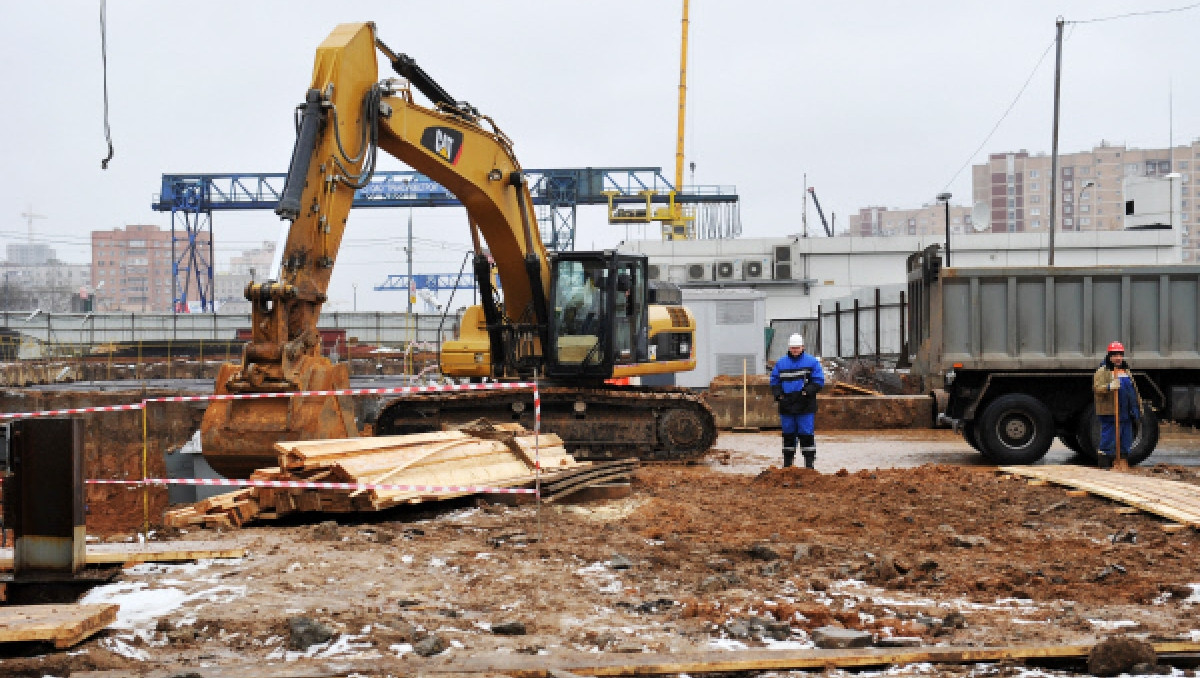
top-left (547, 252), bottom-right (648, 380)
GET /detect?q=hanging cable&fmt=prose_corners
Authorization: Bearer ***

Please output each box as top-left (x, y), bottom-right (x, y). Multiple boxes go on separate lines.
top-left (99, 0), bottom-right (114, 169)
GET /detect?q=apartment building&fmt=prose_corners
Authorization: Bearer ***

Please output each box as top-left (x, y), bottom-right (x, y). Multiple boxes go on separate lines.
top-left (214, 241), bottom-right (276, 313)
top-left (848, 204), bottom-right (972, 238)
top-left (91, 224), bottom-right (203, 312)
top-left (971, 140), bottom-right (1197, 260)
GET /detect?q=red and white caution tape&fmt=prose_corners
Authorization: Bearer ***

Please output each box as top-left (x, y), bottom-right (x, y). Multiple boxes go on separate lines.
top-left (0, 381), bottom-right (540, 423)
top-left (86, 477), bottom-right (537, 495)
top-left (143, 381), bottom-right (537, 404)
top-left (0, 402), bottom-right (146, 419)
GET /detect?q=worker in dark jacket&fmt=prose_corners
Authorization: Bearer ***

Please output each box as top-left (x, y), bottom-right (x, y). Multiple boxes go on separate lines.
top-left (1091, 340), bottom-right (1142, 468)
top-left (770, 334), bottom-right (825, 468)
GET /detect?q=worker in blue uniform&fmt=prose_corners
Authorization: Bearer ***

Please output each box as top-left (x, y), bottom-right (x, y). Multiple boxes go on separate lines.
top-left (770, 334), bottom-right (825, 468)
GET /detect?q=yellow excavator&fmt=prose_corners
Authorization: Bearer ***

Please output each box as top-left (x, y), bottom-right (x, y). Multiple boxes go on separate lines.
top-left (200, 22), bottom-right (717, 478)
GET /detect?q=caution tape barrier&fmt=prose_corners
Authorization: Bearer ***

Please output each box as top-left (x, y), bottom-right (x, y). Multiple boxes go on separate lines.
top-left (86, 477), bottom-right (538, 495)
top-left (0, 381), bottom-right (539, 420)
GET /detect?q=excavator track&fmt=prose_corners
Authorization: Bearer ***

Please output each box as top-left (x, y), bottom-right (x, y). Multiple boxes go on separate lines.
top-left (371, 385), bottom-right (717, 462)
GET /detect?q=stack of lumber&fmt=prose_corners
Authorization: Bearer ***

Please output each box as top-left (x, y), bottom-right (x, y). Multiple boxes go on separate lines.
top-left (165, 423), bottom-right (584, 528)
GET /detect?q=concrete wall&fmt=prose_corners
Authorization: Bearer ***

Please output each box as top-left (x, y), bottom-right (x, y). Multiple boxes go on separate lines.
top-left (703, 378), bottom-right (933, 430)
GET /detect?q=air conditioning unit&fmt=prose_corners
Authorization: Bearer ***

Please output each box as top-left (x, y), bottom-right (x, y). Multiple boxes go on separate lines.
top-left (773, 244), bottom-right (792, 264)
top-left (647, 264), bottom-right (662, 281)
top-left (743, 258), bottom-right (770, 280)
top-left (774, 262), bottom-right (793, 280)
top-left (714, 260), bottom-right (740, 280)
top-left (686, 262), bottom-right (712, 282)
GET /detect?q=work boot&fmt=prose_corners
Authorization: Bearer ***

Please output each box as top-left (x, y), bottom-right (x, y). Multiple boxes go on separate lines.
top-left (799, 434), bottom-right (816, 470)
top-left (782, 448), bottom-right (796, 468)
top-left (1097, 453), bottom-right (1113, 469)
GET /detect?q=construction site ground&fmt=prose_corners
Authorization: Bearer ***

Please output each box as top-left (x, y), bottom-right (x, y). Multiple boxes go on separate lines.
top-left (5, 427), bottom-right (1200, 677)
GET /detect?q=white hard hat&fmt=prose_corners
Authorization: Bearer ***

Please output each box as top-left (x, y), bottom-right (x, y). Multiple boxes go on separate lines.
top-left (788, 333), bottom-right (805, 348)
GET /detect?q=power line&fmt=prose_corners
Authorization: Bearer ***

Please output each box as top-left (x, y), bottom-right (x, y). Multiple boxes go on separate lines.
top-left (1067, 1), bottom-right (1200, 24)
top-left (940, 35), bottom-right (1057, 193)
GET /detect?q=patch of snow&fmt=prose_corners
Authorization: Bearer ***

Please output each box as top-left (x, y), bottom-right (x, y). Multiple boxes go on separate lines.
top-left (1183, 583), bottom-right (1200, 604)
top-left (316, 633), bottom-right (377, 659)
top-left (475, 552), bottom-right (493, 560)
top-left (430, 557), bottom-right (446, 568)
top-left (762, 638), bottom-right (814, 650)
top-left (1088, 619), bottom-right (1139, 630)
top-left (708, 638), bottom-right (748, 650)
top-left (100, 634), bottom-right (149, 661)
top-left (82, 583), bottom-right (188, 629)
top-left (390, 642), bottom-right (413, 656)
top-left (401, 554), bottom-right (414, 564)
top-left (598, 579), bottom-right (623, 594)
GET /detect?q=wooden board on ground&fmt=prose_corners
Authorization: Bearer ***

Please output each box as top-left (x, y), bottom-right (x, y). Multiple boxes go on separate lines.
top-left (1000, 465), bottom-right (1200, 528)
top-left (0, 603), bottom-right (118, 648)
top-left (0, 541), bottom-right (245, 570)
top-left (66, 639), bottom-right (1200, 677)
top-left (435, 639), bottom-right (1200, 676)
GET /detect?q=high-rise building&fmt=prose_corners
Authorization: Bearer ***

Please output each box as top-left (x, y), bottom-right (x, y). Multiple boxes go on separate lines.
top-left (215, 241), bottom-right (277, 313)
top-left (91, 225), bottom-right (194, 312)
top-left (971, 140), bottom-right (1197, 260)
top-left (848, 204), bottom-right (972, 238)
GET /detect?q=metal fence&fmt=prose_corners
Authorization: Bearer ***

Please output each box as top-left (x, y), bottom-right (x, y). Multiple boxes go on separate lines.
top-left (0, 310), bottom-right (462, 358)
top-left (817, 285), bottom-right (908, 360)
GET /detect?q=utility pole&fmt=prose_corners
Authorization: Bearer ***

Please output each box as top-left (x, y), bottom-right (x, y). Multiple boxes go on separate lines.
top-left (406, 208), bottom-right (414, 315)
top-left (802, 173), bottom-right (808, 238)
top-left (1047, 16), bottom-right (1064, 265)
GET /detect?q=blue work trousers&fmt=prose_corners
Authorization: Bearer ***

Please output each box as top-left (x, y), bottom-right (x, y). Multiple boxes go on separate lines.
top-left (780, 413), bottom-right (815, 436)
top-left (1097, 415), bottom-right (1134, 458)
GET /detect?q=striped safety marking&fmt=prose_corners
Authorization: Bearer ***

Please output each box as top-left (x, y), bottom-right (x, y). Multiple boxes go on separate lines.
top-left (0, 382), bottom-right (540, 421)
top-left (86, 477), bottom-right (538, 495)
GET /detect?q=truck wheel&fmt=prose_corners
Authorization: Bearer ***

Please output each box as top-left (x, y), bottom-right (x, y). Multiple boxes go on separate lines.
top-left (977, 394), bottom-right (1055, 464)
top-left (1075, 403), bottom-right (1160, 466)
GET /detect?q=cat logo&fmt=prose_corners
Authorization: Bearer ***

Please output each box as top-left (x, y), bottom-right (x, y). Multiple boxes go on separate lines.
top-left (420, 126), bottom-right (464, 165)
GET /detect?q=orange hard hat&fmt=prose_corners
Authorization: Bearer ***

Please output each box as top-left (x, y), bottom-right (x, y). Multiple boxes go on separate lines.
top-left (1107, 340), bottom-right (1125, 353)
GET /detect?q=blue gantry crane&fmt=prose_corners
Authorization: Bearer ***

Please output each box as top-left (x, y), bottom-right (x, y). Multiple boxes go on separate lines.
top-left (153, 167), bottom-right (737, 312)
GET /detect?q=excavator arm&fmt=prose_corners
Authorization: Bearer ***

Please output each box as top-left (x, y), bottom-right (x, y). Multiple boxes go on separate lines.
top-left (239, 22), bottom-right (549, 392)
top-left (202, 22), bottom-right (551, 476)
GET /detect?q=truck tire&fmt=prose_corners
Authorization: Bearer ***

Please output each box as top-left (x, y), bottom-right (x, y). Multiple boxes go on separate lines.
top-left (962, 421), bottom-right (992, 459)
top-left (977, 394), bottom-right (1055, 465)
top-left (1075, 403), bottom-right (1160, 466)
top-left (1058, 430), bottom-right (1084, 456)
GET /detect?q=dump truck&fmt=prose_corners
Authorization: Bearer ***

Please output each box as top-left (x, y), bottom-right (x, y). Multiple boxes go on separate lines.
top-left (907, 244), bottom-right (1200, 466)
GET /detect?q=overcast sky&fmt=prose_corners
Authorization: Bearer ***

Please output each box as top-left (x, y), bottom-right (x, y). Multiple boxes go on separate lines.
top-left (2, 1), bottom-right (1197, 311)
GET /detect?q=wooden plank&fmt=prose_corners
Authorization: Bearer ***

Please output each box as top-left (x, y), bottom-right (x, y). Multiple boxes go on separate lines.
top-left (0, 542), bottom-right (245, 570)
top-left (0, 604), bottom-right (118, 648)
top-left (1000, 466), bottom-right (1200, 527)
top-left (432, 640), bottom-right (1200, 676)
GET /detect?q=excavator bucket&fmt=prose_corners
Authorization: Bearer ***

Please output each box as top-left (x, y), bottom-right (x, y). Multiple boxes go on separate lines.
top-left (200, 358), bottom-right (358, 478)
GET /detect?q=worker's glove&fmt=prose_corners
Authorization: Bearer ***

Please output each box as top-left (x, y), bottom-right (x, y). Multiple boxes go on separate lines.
top-left (771, 384), bottom-right (783, 401)
top-left (1109, 379), bottom-right (1121, 391)
top-left (801, 383), bottom-right (821, 397)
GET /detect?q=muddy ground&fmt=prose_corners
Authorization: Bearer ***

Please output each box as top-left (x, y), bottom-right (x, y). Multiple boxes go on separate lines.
top-left (3, 429), bottom-right (1200, 677)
